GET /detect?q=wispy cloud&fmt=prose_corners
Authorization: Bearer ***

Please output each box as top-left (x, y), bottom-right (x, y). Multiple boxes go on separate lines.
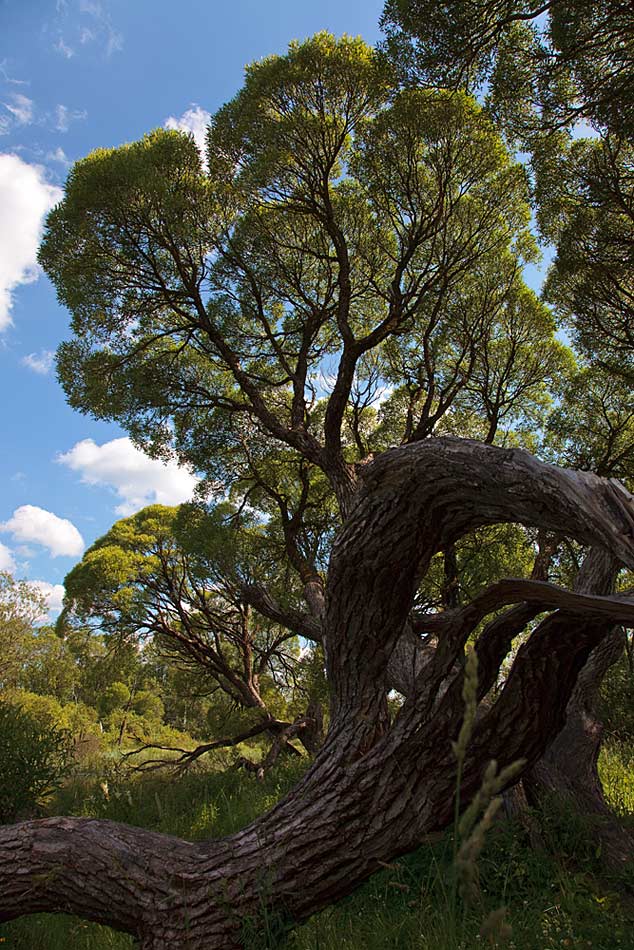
top-left (78, 0), bottom-right (124, 55)
top-left (54, 103), bottom-right (87, 132)
top-left (1, 92), bottom-right (34, 132)
top-left (0, 60), bottom-right (29, 87)
top-left (105, 29), bottom-right (124, 58)
top-left (22, 350), bottom-right (55, 375)
top-left (54, 37), bottom-right (75, 59)
top-left (52, 0), bottom-right (123, 60)
top-left (79, 0), bottom-right (102, 14)
top-left (46, 146), bottom-right (71, 167)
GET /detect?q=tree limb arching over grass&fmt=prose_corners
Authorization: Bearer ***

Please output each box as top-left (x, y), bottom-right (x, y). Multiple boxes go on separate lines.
top-left (3, 440), bottom-right (634, 947)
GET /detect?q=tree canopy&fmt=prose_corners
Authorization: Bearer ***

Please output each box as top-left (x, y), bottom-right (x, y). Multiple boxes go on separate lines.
top-left (40, 34), bottom-right (569, 525)
top-left (380, 1), bottom-right (634, 140)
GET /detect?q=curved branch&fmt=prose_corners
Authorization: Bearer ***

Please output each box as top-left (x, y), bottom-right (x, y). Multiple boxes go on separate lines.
top-left (241, 583), bottom-right (322, 641)
top-left (326, 437), bottom-right (634, 742)
top-left (414, 576), bottom-right (634, 637)
top-left (122, 717), bottom-right (294, 772)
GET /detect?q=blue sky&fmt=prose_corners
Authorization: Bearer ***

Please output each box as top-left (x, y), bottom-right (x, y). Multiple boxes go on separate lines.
top-left (0, 0), bottom-right (384, 615)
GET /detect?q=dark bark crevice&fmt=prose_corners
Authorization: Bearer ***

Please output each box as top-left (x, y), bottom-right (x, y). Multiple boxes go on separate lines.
top-left (524, 625), bottom-right (634, 878)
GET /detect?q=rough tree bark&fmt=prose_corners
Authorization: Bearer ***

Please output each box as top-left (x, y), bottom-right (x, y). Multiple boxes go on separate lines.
top-left (524, 622), bottom-right (634, 876)
top-left (3, 438), bottom-right (634, 948)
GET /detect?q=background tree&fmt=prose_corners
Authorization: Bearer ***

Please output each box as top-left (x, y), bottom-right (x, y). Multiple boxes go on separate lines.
top-left (543, 137), bottom-right (634, 381)
top-left (62, 502), bottom-right (323, 766)
top-left (0, 573), bottom-right (45, 693)
top-left (380, 3), bottom-right (634, 374)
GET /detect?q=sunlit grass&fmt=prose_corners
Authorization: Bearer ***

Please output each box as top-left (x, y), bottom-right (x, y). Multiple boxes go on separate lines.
top-left (600, 740), bottom-right (634, 816)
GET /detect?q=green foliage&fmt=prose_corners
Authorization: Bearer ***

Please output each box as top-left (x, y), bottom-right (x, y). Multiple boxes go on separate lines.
top-left (600, 741), bottom-right (634, 817)
top-left (139, 650), bottom-right (214, 737)
top-left (131, 690), bottom-right (164, 722)
top-left (5, 688), bottom-right (66, 730)
top-left (98, 681), bottom-right (131, 717)
top-left (3, 688), bottom-right (100, 739)
top-left (0, 699), bottom-right (73, 823)
top-left (60, 500), bottom-right (307, 760)
top-left (0, 571), bottom-right (46, 692)
top-left (546, 366), bottom-right (634, 482)
top-left (40, 32), bottom-right (557, 489)
top-left (380, 1), bottom-right (634, 141)
top-left (63, 503), bottom-right (301, 645)
top-left (380, 5), bottom-right (634, 386)
top-left (598, 651), bottom-right (634, 744)
top-left (419, 524), bottom-right (535, 611)
top-left (16, 625), bottom-right (80, 702)
top-left (544, 138), bottom-right (634, 383)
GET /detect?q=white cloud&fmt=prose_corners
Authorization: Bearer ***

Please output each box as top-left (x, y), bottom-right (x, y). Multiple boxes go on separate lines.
top-left (27, 580), bottom-right (65, 619)
top-left (2, 92), bottom-right (33, 125)
top-left (0, 153), bottom-right (62, 331)
top-left (54, 106), bottom-right (67, 130)
top-left (22, 350), bottom-right (55, 374)
top-left (52, 0), bottom-right (121, 58)
top-left (0, 542), bottom-right (16, 573)
top-left (1, 505), bottom-right (85, 558)
top-left (58, 437), bottom-right (199, 516)
top-left (164, 104), bottom-right (210, 160)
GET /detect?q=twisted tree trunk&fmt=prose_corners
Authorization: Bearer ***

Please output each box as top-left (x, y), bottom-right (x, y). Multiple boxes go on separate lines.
top-left (3, 439), bottom-right (634, 947)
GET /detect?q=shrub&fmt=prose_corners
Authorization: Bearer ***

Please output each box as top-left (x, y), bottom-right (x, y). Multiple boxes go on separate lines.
top-left (98, 681), bottom-right (131, 718)
top-left (132, 690), bottom-right (164, 723)
top-left (5, 689), bottom-right (66, 730)
top-left (0, 699), bottom-right (73, 823)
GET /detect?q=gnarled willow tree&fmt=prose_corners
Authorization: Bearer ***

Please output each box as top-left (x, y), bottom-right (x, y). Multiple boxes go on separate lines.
top-left (3, 33), bottom-right (634, 948)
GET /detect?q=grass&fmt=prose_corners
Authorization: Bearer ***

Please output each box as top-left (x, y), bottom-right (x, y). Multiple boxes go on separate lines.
top-left (2, 744), bottom-right (634, 949)
top-left (600, 740), bottom-right (634, 817)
